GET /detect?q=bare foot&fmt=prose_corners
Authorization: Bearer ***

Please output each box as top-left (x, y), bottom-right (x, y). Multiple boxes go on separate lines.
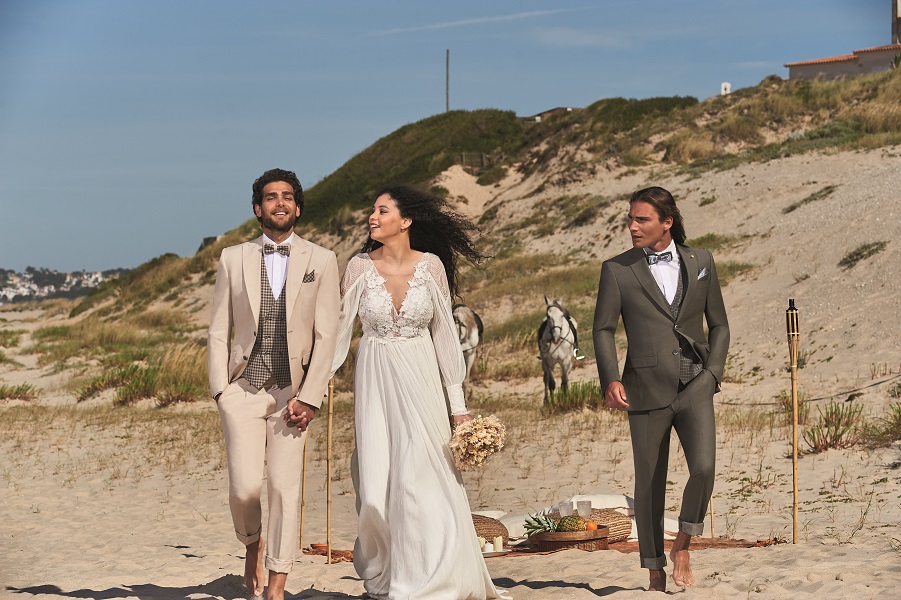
top-left (266, 571), bottom-right (287, 600)
top-left (670, 531), bottom-right (695, 588)
top-left (648, 569), bottom-right (667, 592)
top-left (245, 538), bottom-right (266, 597)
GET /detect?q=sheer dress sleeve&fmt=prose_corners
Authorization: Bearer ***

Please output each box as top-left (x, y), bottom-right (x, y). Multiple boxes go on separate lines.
top-left (424, 253), bottom-right (468, 415)
top-left (331, 254), bottom-right (366, 376)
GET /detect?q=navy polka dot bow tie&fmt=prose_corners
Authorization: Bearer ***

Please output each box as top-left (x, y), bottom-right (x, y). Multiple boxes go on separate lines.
top-left (264, 244), bottom-right (291, 256)
top-left (646, 251), bottom-right (672, 265)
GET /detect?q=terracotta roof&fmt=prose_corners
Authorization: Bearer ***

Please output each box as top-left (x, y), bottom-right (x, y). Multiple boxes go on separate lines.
top-left (784, 54), bottom-right (857, 67)
top-left (853, 43), bottom-right (901, 54)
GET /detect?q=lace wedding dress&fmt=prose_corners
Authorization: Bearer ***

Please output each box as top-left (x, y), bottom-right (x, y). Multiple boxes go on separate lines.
top-left (332, 252), bottom-right (504, 600)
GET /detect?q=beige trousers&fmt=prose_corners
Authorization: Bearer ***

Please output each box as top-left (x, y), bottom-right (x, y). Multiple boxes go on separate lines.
top-left (217, 378), bottom-right (307, 574)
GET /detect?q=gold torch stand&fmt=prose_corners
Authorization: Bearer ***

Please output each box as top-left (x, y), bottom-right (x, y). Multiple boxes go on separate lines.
top-left (786, 299), bottom-right (800, 544)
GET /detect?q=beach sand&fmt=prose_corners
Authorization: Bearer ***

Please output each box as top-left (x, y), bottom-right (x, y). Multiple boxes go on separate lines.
top-left (3, 146), bottom-right (901, 598)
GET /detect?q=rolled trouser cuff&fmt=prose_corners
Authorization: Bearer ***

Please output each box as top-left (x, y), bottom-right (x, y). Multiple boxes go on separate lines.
top-left (679, 518), bottom-right (705, 536)
top-left (236, 524), bottom-right (262, 546)
top-left (265, 554), bottom-right (295, 574)
top-left (640, 554), bottom-right (668, 570)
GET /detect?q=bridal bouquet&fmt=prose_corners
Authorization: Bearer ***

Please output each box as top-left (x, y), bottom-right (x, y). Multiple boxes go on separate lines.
top-left (449, 414), bottom-right (506, 470)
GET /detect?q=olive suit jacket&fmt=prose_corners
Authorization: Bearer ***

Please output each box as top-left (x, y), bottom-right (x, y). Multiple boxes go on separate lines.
top-left (207, 235), bottom-right (340, 409)
top-left (592, 244), bottom-right (729, 411)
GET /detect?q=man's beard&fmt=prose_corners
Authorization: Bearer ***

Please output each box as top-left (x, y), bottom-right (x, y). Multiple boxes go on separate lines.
top-left (261, 213), bottom-right (297, 233)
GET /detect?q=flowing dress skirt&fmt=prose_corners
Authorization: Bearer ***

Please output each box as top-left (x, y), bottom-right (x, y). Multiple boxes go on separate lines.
top-left (351, 332), bottom-right (501, 600)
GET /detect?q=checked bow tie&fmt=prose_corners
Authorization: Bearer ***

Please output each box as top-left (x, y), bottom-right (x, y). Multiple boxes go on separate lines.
top-left (646, 251), bottom-right (672, 265)
top-left (263, 244), bottom-right (291, 257)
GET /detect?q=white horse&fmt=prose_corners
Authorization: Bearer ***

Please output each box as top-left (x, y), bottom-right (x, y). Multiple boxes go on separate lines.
top-left (453, 304), bottom-right (483, 386)
top-left (537, 296), bottom-right (578, 403)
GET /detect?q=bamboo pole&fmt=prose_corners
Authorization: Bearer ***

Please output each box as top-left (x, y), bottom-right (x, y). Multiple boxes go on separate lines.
top-left (327, 376), bottom-right (335, 564)
top-left (786, 299), bottom-right (800, 544)
top-left (299, 435), bottom-right (308, 550)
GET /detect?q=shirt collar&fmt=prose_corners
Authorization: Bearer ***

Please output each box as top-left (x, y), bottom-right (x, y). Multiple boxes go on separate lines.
top-left (262, 232), bottom-right (294, 247)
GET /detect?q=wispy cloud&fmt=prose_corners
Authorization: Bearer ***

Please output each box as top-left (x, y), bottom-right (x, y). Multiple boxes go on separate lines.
top-left (532, 26), bottom-right (625, 48)
top-left (370, 10), bottom-right (574, 36)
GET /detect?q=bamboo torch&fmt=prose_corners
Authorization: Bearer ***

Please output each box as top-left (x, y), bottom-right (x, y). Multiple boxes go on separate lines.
top-left (786, 299), bottom-right (800, 544)
top-left (299, 435), bottom-right (308, 550)
top-left (327, 375), bottom-right (335, 564)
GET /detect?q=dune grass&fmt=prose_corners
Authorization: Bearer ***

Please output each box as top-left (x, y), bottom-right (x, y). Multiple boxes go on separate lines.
top-left (0, 329), bottom-right (26, 347)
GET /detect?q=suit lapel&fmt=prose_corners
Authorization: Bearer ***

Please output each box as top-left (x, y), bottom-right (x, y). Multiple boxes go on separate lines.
top-left (285, 236), bottom-right (312, 323)
top-left (243, 237), bottom-right (264, 327)
top-left (628, 247), bottom-right (672, 318)
top-left (676, 245), bottom-right (699, 321)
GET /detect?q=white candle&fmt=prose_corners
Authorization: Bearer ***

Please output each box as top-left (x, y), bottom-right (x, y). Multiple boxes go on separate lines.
top-left (493, 536), bottom-right (503, 550)
top-left (483, 541), bottom-right (495, 553)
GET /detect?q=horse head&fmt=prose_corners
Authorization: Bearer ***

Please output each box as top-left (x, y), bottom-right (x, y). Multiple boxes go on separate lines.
top-left (543, 296), bottom-right (575, 343)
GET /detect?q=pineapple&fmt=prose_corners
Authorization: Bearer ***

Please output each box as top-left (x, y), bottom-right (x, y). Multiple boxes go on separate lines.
top-left (556, 515), bottom-right (586, 532)
top-left (523, 514), bottom-right (558, 536)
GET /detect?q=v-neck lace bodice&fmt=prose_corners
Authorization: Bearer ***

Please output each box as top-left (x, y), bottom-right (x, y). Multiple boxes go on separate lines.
top-left (328, 251), bottom-right (504, 599)
top-left (359, 253), bottom-right (433, 340)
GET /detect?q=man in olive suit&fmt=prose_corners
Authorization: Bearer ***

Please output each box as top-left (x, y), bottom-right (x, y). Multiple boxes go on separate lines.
top-left (593, 186), bottom-right (729, 592)
top-left (208, 168), bottom-right (339, 600)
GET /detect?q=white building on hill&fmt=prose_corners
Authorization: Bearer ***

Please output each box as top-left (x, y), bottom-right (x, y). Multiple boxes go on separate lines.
top-left (785, 1), bottom-right (901, 80)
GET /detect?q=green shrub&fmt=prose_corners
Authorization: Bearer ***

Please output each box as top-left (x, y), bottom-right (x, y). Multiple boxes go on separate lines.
top-left (0, 383), bottom-right (39, 400)
top-left (0, 329), bottom-right (26, 347)
top-left (542, 381), bottom-right (606, 415)
top-left (803, 401), bottom-right (862, 453)
top-left (839, 241), bottom-right (888, 269)
top-left (783, 185), bottom-right (838, 214)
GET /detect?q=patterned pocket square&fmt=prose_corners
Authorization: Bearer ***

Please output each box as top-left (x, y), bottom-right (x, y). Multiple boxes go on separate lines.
top-left (302, 270), bottom-right (316, 283)
top-left (698, 267), bottom-right (709, 281)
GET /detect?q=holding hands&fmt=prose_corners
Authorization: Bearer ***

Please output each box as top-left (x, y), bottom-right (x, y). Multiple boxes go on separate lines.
top-left (284, 398), bottom-right (316, 432)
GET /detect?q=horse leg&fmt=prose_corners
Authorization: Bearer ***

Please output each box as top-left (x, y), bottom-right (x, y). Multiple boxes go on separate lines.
top-left (542, 360), bottom-right (555, 404)
top-left (561, 358), bottom-right (570, 394)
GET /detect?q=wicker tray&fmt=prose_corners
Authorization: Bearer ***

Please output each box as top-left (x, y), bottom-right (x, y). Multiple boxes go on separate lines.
top-left (589, 509), bottom-right (632, 544)
top-left (546, 509), bottom-right (632, 544)
top-left (529, 527), bottom-right (609, 552)
top-left (472, 514), bottom-right (509, 548)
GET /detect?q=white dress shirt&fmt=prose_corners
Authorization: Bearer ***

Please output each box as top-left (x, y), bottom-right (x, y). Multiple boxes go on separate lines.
top-left (645, 240), bottom-right (680, 304)
top-left (262, 232), bottom-right (292, 299)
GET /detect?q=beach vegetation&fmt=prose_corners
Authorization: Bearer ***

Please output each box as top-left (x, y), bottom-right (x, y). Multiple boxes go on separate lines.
top-left (0, 349), bottom-right (22, 367)
top-left (838, 241), bottom-right (888, 270)
top-left (0, 329), bottom-right (26, 347)
top-left (859, 402), bottom-right (901, 448)
top-left (782, 185), bottom-right (838, 214)
top-left (541, 380), bottom-right (607, 415)
top-left (0, 383), bottom-right (39, 401)
top-left (802, 400), bottom-right (863, 453)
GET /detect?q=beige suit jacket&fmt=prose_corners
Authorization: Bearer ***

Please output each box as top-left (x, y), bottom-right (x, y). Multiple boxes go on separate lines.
top-left (592, 244), bottom-right (730, 411)
top-left (207, 234), bottom-right (340, 409)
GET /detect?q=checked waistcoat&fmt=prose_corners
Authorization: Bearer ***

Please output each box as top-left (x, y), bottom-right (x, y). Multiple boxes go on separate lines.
top-left (243, 256), bottom-right (292, 390)
top-left (669, 265), bottom-right (704, 384)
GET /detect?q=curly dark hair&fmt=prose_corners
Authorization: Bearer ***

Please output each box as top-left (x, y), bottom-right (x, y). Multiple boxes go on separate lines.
top-left (362, 185), bottom-right (487, 298)
top-left (629, 186), bottom-right (686, 245)
top-left (251, 168), bottom-right (305, 222)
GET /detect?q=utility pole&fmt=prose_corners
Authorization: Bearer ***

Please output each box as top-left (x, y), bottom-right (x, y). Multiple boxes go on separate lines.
top-left (446, 49), bottom-right (450, 113)
top-left (893, 0), bottom-right (900, 45)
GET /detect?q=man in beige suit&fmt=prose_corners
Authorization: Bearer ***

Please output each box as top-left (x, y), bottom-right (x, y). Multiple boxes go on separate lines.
top-left (208, 168), bottom-right (339, 600)
top-left (593, 187), bottom-right (729, 592)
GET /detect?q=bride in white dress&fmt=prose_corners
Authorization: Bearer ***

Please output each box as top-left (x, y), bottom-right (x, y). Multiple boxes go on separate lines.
top-left (329, 186), bottom-right (506, 600)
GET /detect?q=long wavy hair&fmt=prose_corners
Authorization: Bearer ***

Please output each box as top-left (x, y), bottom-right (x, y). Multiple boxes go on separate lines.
top-left (362, 185), bottom-right (487, 298)
top-left (629, 186), bottom-right (686, 245)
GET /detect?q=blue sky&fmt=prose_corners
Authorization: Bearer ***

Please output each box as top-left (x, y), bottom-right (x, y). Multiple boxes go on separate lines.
top-left (0, 0), bottom-right (889, 272)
